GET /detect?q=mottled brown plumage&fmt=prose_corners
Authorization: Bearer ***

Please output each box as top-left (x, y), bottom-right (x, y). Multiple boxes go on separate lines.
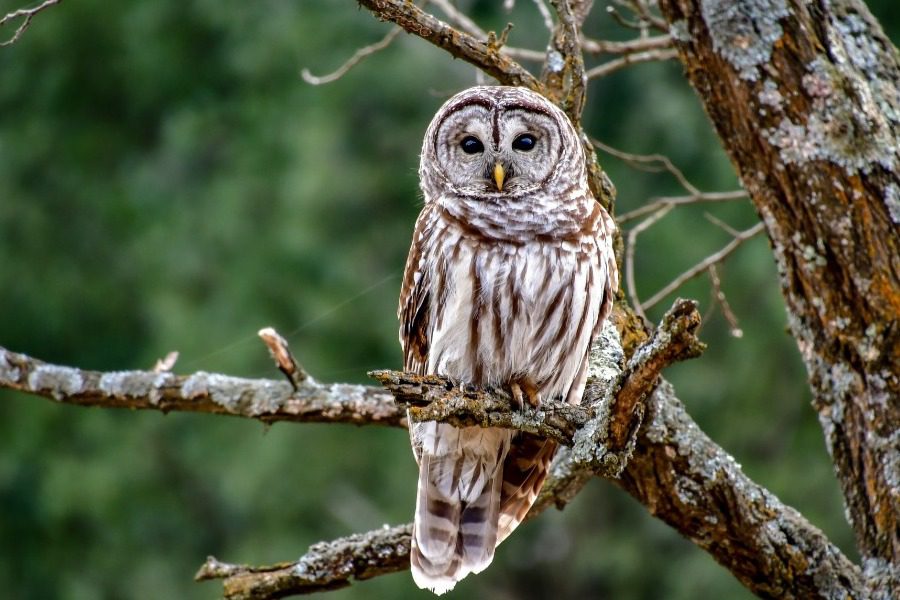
top-left (399, 86), bottom-right (617, 594)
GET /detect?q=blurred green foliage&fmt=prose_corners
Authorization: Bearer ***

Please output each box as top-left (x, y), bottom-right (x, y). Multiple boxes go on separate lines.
top-left (1, 1), bottom-right (896, 598)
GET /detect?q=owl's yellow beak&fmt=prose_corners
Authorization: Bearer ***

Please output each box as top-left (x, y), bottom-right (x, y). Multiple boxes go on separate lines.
top-left (493, 162), bottom-right (505, 191)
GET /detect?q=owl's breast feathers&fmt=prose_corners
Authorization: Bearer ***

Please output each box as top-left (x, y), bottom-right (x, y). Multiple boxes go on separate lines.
top-left (414, 195), bottom-right (611, 403)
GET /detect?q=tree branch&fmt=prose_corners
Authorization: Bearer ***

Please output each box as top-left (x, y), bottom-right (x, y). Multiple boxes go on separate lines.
top-left (354, 0), bottom-right (543, 91)
top-left (641, 221), bottom-right (765, 311)
top-left (0, 346), bottom-right (404, 428)
top-left (301, 26), bottom-right (403, 85)
top-left (0, 0), bottom-right (61, 46)
top-left (585, 47), bottom-right (678, 79)
top-left (196, 525), bottom-right (413, 599)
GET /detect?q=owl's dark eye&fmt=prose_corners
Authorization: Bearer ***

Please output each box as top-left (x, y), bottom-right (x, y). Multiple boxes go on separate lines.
top-left (460, 136), bottom-right (484, 154)
top-left (512, 133), bottom-right (537, 152)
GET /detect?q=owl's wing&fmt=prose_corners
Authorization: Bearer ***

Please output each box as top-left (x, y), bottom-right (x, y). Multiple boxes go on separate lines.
top-left (398, 205), bottom-right (434, 376)
top-left (595, 207), bottom-right (619, 332)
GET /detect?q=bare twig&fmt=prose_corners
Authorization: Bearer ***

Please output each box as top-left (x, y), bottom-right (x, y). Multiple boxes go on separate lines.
top-left (356, 0), bottom-right (542, 90)
top-left (611, 0), bottom-right (667, 32)
top-left (626, 205), bottom-right (674, 321)
top-left (641, 222), bottom-right (765, 311)
top-left (707, 263), bottom-right (743, 338)
top-left (585, 48), bottom-right (678, 79)
top-left (617, 191), bottom-right (748, 224)
top-left (301, 27), bottom-right (402, 85)
top-left (595, 136), bottom-right (751, 222)
top-left (0, 0), bottom-right (62, 46)
top-left (531, 0), bottom-right (555, 31)
top-left (582, 33), bottom-right (671, 55)
top-left (592, 137), bottom-right (701, 196)
top-left (152, 351), bottom-right (179, 373)
top-left (258, 327), bottom-right (308, 389)
top-left (703, 212), bottom-right (741, 237)
top-left (634, 0), bottom-right (668, 31)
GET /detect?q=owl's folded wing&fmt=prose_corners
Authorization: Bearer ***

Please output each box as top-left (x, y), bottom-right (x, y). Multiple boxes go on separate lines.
top-left (399, 206), bottom-right (434, 377)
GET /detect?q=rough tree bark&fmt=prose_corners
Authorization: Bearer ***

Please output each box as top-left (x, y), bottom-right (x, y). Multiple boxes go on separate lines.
top-left (656, 0), bottom-right (899, 593)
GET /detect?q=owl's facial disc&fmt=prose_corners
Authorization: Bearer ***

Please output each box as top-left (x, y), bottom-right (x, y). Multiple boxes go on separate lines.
top-left (432, 100), bottom-right (561, 196)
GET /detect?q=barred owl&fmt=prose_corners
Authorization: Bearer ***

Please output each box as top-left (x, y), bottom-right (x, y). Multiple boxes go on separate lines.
top-left (399, 86), bottom-right (618, 594)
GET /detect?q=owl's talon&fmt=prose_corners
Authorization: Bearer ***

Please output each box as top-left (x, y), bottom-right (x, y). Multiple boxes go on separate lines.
top-left (509, 382), bottom-right (524, 409)
top-left (520, 377), bottom-right (541, 408)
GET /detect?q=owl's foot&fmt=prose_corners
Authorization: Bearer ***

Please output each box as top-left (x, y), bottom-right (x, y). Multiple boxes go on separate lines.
top-left (508, 376), bottom-right (541, 409)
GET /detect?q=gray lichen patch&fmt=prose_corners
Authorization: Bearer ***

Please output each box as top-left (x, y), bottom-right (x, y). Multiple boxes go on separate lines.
top-left (99, 371), bottom-right (158, 398)
top-left (28, 365), bottom-right (84, 400)
top-left (700, 0), bottom-right (789, 81)
top-left (572, 321), bottom-right (625, 473)
top-left (669, 19), bottom-right (691, 43)
top-left (0, 349), bottom-right (21, 382)
top-left (885, 183), bottom-right (900, 224)
top-left (863, 556), bottom-right (900, 600)
top-left (183, 371), bottom-right (286, 416)
top-left (545, 50), bottom-right (564, 73)
top-left (758, 78), bottom-right (784, 110)
top-left (765, 48), bottom-right (898, 174)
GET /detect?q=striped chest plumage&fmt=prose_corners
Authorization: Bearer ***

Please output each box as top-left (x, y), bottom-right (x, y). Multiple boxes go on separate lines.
top-left (425, 207), bottom-right (605, 404)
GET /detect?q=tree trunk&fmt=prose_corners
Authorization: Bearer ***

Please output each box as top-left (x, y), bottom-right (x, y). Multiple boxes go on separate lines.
top-left (657, 0), bottom-right (900, 591)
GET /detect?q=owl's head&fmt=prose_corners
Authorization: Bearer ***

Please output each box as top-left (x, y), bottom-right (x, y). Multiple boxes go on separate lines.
top-left (421, 86), bottom-right (583, 199)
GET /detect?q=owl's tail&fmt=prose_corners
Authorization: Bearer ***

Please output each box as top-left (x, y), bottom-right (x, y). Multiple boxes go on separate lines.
top-left (410, 423), bottom-right (511, 595)
top-left (497, 434), bottom-right (557, 544)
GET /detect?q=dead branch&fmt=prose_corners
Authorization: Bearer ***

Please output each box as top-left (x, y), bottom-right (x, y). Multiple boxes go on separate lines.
top-left (369, 371), bottom-right (590, 446)
top-left (617, 190), bottom-right (748, 224)
top-left (583, 33), bottom-right (672, 55)
top-left (705, 263), bottom-right (743, 338)
top-left (585, 48), bottom-right (678, 79)
top-left (258, 327), bottom-right (308, 389)
top-left (355, 0), bottom-right (543, 91)
top-left (0, 346), bottom-right (404, 428)
top-left (1, 0), bottom-right (61, 46)
top-left (195, 525), bottom-right (413, 598)
top-left (641, 222), bottom-right (765, 311)
top-left (301, 27), bottom-right (403, 85)
top-left (625, 205), bottom-right (674, 321)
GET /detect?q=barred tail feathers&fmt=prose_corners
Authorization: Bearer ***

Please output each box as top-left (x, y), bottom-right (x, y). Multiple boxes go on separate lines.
top-left (497, 435), bottom-right (558, 544)
top-left (410, 422), bottom-right (511, 594)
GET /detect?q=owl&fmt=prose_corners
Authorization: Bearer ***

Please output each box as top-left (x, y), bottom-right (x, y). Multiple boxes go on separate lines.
top-left (399, 86), bottom-right (618, 594)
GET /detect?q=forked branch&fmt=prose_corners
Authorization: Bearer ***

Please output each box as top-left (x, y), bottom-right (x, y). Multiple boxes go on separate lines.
top-left (1, 0), bottom-right (61, 46)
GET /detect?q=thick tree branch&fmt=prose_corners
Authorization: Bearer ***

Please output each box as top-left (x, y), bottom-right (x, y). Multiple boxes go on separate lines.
top-left (615, 381), bottom-right (867, 598)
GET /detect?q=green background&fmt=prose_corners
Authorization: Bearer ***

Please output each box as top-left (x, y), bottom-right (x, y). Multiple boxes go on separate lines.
top-left (1, 1), bottom-right (896, 598)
